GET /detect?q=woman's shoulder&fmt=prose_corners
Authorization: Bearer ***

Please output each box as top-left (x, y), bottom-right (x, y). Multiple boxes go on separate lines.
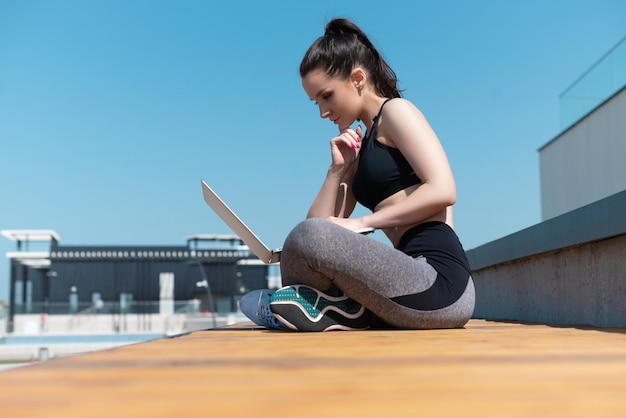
top-left (381, 97), bottom-right (428, 127)
top-left (384, 97), bottom-right (421, 114)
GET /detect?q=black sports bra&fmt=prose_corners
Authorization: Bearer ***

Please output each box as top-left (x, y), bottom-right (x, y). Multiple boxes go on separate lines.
top-left (352, 99), bottom-right (422, 211)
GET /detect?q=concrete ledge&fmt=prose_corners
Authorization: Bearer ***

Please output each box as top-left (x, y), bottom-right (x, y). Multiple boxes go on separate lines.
top-left (466, 190), bottom-right (626, 327)
top-left (467, 190), bottom-right (626, 270)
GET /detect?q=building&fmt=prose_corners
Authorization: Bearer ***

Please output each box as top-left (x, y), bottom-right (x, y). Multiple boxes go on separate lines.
top-left (539, 36), bottom-right (626, 220)
top-left (2, 230), bottom-right (270, 334)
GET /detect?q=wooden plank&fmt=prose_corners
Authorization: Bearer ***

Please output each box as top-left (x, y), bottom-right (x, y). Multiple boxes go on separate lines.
top-left (0, 319), bottom-right (625, 417)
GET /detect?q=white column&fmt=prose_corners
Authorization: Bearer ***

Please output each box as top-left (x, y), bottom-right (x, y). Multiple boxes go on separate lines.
top-left (159, 272), bottom-right (175, 315)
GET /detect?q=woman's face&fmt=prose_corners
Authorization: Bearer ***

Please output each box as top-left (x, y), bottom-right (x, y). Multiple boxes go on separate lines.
top-left (302, 68), bottom-right (362, 131)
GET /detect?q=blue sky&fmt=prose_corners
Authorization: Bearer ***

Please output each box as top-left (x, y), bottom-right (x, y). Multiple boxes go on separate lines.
top-left (1, 0), bottom-right (625, 303)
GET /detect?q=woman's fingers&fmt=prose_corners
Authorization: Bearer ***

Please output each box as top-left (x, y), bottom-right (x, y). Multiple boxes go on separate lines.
top-left (335, 125), bottom-right (362, 149)
top-left (328, 125), bottom-right (363, 166)
top-left (355, 124), bottom-right (363, 140)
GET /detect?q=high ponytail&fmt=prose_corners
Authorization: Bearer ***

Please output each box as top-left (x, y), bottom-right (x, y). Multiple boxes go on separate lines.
top-left (300, 18), bottom-right (402, 99)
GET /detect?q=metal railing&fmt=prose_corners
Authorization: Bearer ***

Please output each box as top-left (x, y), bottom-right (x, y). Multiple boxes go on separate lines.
top-left (12, 300), bottom-right (202, 316)
top-left (560, 36), bottom-right (626, 130)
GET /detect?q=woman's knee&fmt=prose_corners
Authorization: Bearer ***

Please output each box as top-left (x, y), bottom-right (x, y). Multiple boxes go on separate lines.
top-left (284, 218), bottom-right (332, 253)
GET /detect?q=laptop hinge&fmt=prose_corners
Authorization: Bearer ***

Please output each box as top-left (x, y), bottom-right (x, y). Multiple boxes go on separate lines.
top-left (269, 250), bottom-right (282, 264)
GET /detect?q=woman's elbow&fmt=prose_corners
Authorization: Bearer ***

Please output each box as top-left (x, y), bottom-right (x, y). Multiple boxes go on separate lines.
top-left (439, 183), bottom-right (457, 207)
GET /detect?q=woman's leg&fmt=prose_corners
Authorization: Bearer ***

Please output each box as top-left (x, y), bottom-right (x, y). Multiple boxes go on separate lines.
top-left (278, 218), bottom-right (474, 329)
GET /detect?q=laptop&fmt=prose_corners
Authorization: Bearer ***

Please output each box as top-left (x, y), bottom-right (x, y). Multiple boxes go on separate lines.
top-left (200, 180), bottom-right (374, 264)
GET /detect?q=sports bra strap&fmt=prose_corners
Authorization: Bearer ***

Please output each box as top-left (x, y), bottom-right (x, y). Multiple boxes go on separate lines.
top-left (373, 98), bottom-right (393, 124)
top-left (366, 98), bottom-right (393, 140)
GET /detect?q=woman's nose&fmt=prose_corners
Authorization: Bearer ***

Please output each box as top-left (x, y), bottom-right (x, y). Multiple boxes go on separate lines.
top-left (319, 106), bottom-right (330, 119)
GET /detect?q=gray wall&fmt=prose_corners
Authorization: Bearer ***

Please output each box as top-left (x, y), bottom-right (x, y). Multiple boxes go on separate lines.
top-left (539, 87), bottom-right (626, 220)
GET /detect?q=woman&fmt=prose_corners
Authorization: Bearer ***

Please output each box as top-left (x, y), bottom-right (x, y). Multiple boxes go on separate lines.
top-left (240, 18), bottom-right (474, 331)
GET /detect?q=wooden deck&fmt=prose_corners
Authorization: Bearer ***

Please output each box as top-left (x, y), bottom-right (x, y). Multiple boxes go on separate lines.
top-left (1, 319), bottom-right (625, 417)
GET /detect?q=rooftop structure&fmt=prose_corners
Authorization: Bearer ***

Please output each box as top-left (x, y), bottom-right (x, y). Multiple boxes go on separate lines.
top-left (2, 229), bottom-right (269, 334)
top-left (1, 230), bottom-right (60, 245)
top-left (540, 36), bottom-right (626, 221)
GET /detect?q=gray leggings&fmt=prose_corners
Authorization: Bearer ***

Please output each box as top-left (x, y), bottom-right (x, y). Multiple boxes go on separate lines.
top-left (279, 218), bottom-right (475, 329)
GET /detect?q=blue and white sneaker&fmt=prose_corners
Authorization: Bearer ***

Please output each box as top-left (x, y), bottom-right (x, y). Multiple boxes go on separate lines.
top-left (269, 285), bottom-right (371, 332)
top-left (239, 289), bottom-right (289, 330)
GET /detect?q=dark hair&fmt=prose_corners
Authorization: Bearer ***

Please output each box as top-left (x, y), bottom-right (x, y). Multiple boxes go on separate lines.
top-left (300, 18), bottom-right (402, 98)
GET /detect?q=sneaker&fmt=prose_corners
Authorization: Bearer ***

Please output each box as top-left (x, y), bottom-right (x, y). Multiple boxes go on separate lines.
top-left (239, 289), bottom-right (289, 330)
top-left (269, 285), bottom-right (371, 332)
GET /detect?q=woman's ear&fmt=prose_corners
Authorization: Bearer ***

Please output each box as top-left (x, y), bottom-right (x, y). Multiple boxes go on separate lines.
top-left (350, 67), bottom-right (367, 91)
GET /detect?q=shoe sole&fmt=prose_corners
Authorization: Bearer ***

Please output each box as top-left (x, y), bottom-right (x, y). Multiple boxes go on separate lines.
top-left (269, 285), bottom-right (370, 332)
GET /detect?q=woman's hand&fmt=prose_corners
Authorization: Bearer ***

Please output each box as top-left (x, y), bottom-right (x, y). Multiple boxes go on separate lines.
top-left (306, 126), bottom-right (362, 220)
top-left (329, 125), bottom-right (362, 170)
top-left (326, 216), bottom-right (367, 232)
